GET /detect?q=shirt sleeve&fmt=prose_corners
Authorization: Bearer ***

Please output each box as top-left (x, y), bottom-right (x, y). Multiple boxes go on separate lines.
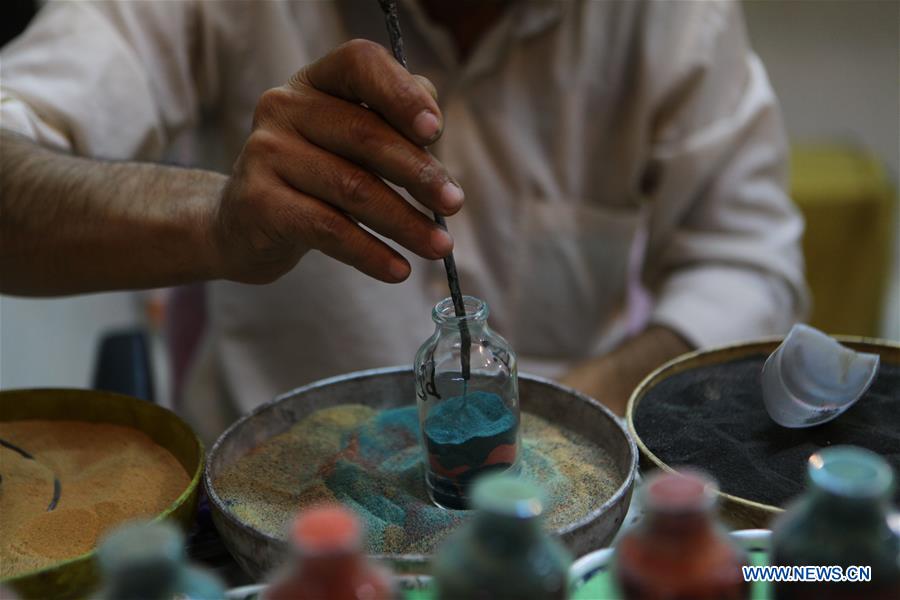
top-left (639, 0), bottom-right (810, 349)
top-left (0, 0), bottom-right (210, 161)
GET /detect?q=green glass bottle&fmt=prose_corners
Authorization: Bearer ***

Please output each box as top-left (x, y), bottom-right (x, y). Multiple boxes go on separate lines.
top-left (772, 446), bottom-right (900, 599)
top-left (96, 521), bottom-right (224, 600)
top-left (431, 474), bottom-right (572, 599)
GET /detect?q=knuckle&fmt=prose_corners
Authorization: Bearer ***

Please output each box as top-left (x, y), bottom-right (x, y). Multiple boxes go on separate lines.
top-left (244, 129), bottom-right (283, 157)
top-left (345, 110), bottom-right (380, 147)
top-left (412, 154), bottom-right (441, 185)
top-left (254, 86), bottom-right (293, 123)
top-left (394, 78), bottom-right (427, 110)
top-left (313, 210), bottom-right (347, 244)
top-left (341, 38), bottom-right (388, 64)
top-left (341, 169), bottom-right (372, 206)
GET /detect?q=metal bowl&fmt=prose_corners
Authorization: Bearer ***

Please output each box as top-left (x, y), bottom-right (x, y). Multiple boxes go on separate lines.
top-left (626, 336), bottom-right (900, 529)
top-left (205, 367), bottom-right (637, 579)
top-left (0, 389), bottom-right (203, 600)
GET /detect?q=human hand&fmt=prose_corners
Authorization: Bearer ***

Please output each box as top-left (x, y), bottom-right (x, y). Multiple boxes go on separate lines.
top-left (560, 326), bottom-right (693, 415)
top-left (213, 39), bottom-right (462, 284)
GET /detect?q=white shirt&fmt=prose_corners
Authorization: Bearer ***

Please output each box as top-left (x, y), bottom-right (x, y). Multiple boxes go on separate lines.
top-left (1, 0), bottom-right (808, 441)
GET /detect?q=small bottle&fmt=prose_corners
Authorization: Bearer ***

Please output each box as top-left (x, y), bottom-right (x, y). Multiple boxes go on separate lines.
top-left (613, 470), bottom-right (750, 600)
top-left (772, 446), bottom-right (900, 600)
top-left (264, 505), bottom-right (394, 600)
top-left (96, 521), bottom-right (224, 600)
top-left (414, 295), bottom-right (520, 509)
top-left (432, 473), bottom-right (572, 599)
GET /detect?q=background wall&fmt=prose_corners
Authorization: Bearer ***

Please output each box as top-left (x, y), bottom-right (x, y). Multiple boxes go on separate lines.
top-left (743, 0), bottom-right (899, 339)
top-left (744, 0), bottom-right (898, 181)
top-left (1, 0), bottom-right (898, 390)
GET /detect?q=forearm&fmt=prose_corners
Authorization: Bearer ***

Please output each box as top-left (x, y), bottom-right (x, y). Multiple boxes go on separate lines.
top-left (560, 325), bottom-right (692, 415)
top-left (0, 130), bottom-right (226, 295)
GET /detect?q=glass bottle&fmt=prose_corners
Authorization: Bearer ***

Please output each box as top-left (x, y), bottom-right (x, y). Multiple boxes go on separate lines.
top-left (414, 295), bottom-right (520, 509)
top-left (432, 473), bottom-right (572, 599)
top-left (264, 505), bottom-right (394, 600)
top-left (613, 470), bottom-right (750, 600)
top-left (96, 521), bottom-right (224, 600)
top-left (771, 446), bottom-right (900, 600)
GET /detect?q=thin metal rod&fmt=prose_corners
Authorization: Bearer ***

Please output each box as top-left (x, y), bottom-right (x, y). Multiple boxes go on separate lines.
top-left (377, 0), bottom-right (471, 381)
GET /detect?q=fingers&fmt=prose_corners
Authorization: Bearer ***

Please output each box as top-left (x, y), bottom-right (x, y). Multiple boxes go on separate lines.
top-left (272, 184), bottom-right (413, 283)
top-left (259, 84), bottom-right (463, 217)
top-left (291, 39), bottom-right (443, 146)
top-left (267, 134), bottom-right (454, 260)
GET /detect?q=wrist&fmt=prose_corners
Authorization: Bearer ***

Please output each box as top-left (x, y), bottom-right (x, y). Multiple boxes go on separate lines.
top-left (193, 171), bottom-right (230, 282)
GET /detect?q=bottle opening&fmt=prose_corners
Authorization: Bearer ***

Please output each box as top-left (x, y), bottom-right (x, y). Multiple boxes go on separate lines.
top-left (644, 470), bottom-right (718, 514)
top-left (292, 505), bottom-right (361, 555)
top-left (432, 295), bottom-right (488, 325)
top-left (808, 446), bottom-right (893, 500)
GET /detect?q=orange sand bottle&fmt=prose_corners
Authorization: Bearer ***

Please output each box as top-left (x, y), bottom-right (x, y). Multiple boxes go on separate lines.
top-left (264, 505), bottom-right (394, 600)
top-left (613, 470), bottom-right (750, 600)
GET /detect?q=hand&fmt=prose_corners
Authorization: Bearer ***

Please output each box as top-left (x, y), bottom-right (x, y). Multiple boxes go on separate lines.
top-left (213, 39), bottom-right (462, 285)
top-left (561, 355), bottom-right (634, 416)
top-left (559, 326), bottom-right (693, 415)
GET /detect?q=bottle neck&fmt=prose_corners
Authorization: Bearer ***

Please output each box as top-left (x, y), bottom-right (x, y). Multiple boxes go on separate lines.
top-left (295, 550), bottom-right (364, 579)
top-left (807, 486), bottom-right (890, 526)
top-left (437, 319), bottom-right (486, 335)
top-left (474, 512), bottom-right (541, 548)
top-left (643, 510), bottom-right (716, 542)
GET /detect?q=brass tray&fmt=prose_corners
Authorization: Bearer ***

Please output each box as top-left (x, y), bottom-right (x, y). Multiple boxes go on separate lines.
top-left (626, 336), bottom-right (900, 529)
top-left (0, 389), bottom-right (203, 599)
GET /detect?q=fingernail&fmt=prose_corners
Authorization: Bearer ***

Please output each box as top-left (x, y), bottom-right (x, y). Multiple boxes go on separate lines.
top-left (412, 110), bottom-right (440, 142)
top-left (389, 259), bottom-right (410, 281)
top-left (430, 228), bottom-right (454, 256)
top-left (440, 180), bottom-right (464, 211)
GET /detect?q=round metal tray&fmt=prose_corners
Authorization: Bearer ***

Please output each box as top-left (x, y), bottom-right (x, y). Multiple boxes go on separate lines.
top-left (205, 367), bottom-right (637, 579)
top-left (626, 336), bottom-right (900, 529)
top-left (0, 389), bottom-right (203, 600)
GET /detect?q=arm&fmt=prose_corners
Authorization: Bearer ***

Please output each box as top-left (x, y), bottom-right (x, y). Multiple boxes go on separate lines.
top-left (640, 1), bottom-right (809, 349)
top-left (562, 2), bottom-right (807, 413)
top-left (560, 326), bottom-right (691, 415)
top-left (1, 40), bottom-right (458, 296)
top-left (1, 0), bottom-right (461, 296)
top-left (0, 130), bottom-right (225, 295)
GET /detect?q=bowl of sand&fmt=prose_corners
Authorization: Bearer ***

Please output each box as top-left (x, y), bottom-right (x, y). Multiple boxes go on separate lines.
top-left (627, 336), bottom-right (900, 529)
top-left (205, 367), bottom-right (637, 579)
top-left (0, 389), bottom-right (203, 599)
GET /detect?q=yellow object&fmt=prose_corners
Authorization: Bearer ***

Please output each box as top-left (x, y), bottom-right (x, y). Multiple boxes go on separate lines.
top-left (0, 389), bottom-right (203, 600)
top-left (790, 144), bottom-right (896, 336)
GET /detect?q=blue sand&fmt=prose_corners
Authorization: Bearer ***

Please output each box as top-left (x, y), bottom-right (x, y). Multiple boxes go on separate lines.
top-left (423, 391), bottom-right (515, 445)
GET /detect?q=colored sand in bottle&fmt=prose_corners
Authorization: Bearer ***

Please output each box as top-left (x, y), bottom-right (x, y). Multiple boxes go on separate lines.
top-left (423, 391), bottom-right (518, 509)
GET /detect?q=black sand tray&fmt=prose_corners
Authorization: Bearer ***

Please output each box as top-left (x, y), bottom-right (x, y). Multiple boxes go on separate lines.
top-left (632, 352), bottom-right (900, 509)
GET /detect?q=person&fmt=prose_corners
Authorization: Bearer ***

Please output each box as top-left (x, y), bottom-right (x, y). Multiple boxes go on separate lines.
top-left (0, 0), bottom-right (807, 442)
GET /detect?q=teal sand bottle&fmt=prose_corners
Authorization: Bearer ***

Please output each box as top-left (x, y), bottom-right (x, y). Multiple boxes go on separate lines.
top-left (431, 473), bottom-right (573, 599)
top-left (414, 296), bottom-right (520, 509)
top-left (771, 446), bottom-right (900, 599)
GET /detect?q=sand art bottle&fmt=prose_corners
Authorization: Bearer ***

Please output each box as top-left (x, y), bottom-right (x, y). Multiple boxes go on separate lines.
top-left (613, 470), bottom-right (750, 600)
top-left (771, 446), bottom-right (900, 600)
top-left (415, 295), bottom-right (520, 509)
top-left (432, 474), bottom-right (572, 599)
top-left (264, 505), bottom-right (394, 600)
top-left (97, 521), bottom-right (224, 600)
